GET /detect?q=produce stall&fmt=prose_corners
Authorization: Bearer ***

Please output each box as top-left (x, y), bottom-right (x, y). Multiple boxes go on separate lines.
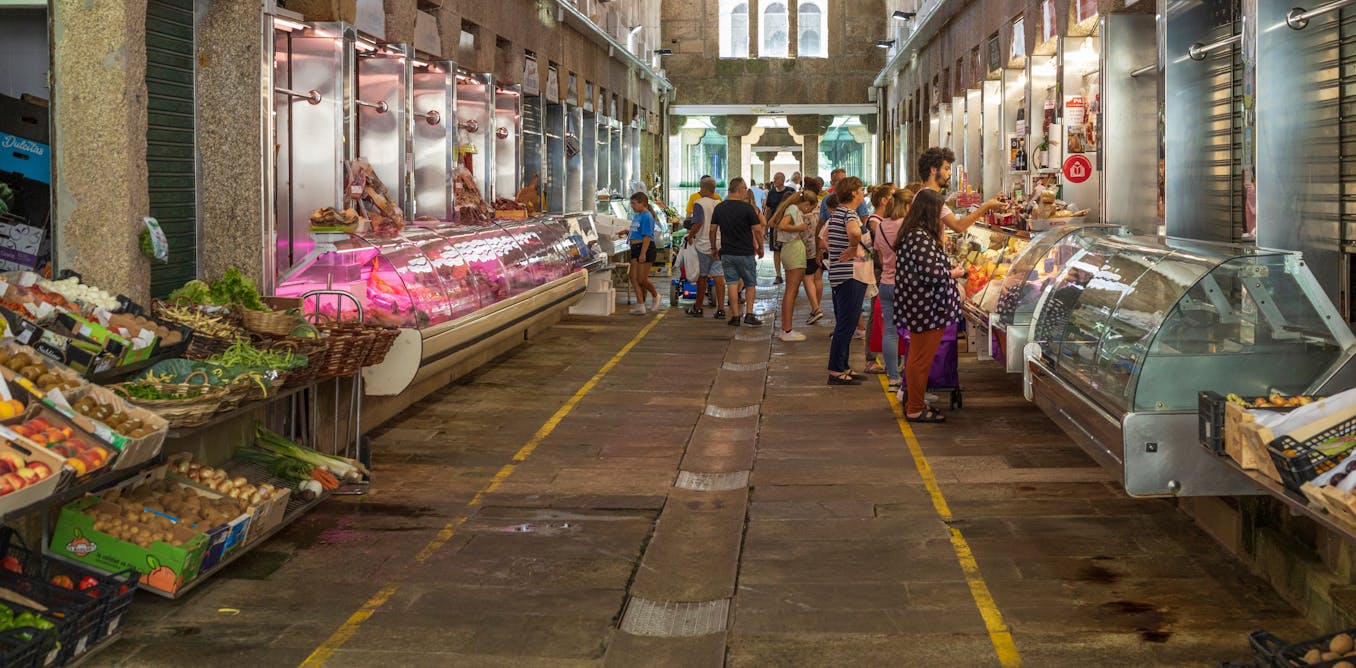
top-left (1024, 233), bottom-right (1355, 497)
top-left (949, 223), bottom-right (1031, 363)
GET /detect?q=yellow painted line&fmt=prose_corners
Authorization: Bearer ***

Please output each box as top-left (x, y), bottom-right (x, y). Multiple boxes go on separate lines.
top-left (300, 312), bottom-right (667, 667)
top-left (878, 376), bottom-right (1022, 667)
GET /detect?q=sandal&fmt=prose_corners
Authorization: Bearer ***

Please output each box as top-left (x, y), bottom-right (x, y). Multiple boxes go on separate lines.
top-left (863, 361), bottom-right (886, 374)
top-left (906, 408), bottom-right (946, 423)
top-left (827, 372), bottom-right (861, 385)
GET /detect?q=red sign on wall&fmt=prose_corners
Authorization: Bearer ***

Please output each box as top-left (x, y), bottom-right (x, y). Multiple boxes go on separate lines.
top-left (1063, 155), bottom-right (1093, 184)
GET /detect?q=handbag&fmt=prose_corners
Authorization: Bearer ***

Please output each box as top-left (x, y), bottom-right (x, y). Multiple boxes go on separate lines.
top-left (852, 229), bottom-right (877, 287)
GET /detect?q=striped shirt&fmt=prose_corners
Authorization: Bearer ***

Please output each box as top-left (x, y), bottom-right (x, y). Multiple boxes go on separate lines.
top-left (825, 207), bottom-right (860, 287)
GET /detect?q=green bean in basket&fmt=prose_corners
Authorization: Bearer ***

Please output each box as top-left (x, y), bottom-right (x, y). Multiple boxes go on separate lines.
top-left (115, 382), bottom-right (208, 401)
top-left (207, 340), bottom-right (308, 370)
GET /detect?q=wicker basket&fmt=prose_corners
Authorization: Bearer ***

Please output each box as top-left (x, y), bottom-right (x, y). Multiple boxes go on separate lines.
top-left (240, 307), bottom-right (301, 337)
top-left (111, 372), bottom-right (231, 428)
top-left (263, 338), bottom-right (328, 388)
top-left (232, 368), bottom-right (291, 401)
top-left (314, 324), bottom-right (375, 379)
top-left (362, 327), bottom-right (400, 367)
top-left (152, 301), bottom-right (248, 361)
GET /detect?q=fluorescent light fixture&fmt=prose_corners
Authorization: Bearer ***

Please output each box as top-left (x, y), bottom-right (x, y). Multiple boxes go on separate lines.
top-left (875, 39), bottom-right (895, 48)
top-left (412, 58), bottom-right (430, 68)
top-left (273, 17), bottom-right (308, 31)
top-left (383, 44), bottom-right (405, 56)
top-left (354, 37), bottom-right (378, 52)
top-left (891, 10), bottom-right (915, 20)
top-left (654, 48), bottom-right (673, 55)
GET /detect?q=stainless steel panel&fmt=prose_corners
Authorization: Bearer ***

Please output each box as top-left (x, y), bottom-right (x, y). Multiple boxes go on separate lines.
top-left (1122, 412), bottom-right (1261, 496)
top-left (950, 96), bottom-right (965, 161)
top-left (522, 94), bottom-right (544, 204)
top-left (982, 80), bottom-right (1004, 199)
top-left (566, 106), bottom-right (584, 211)
top-left (494, 84), bottom-right (522, 200)
top-left (610, 121), bottom-right (623, 195)
top-left (274, 23), bottom-right (353, 277)
top-left (1029, 359), bottom-right (1126, 479)
top-left (1255, 0), bottom-right (1344, 308)
top-left (456, 73), bottom-right (494, 199)
top-left (357, 52), bottom-right (409, 210)
top-left (1028, 55), bottom-right (1058, 174)
top-left (1164, 0), bottom-right (1241, 241)
top-left (1102, 14), bottom-right (1159, 235)
top-left (965, 88), bottom-right (982, 189)
top-left (1002, 69), bottom-right (1025, 195)
top-left (582, 111), bottom-right (597, 209)
top-left (412, 63), bottom-right (455, 220)
top-left (546, 102), bottom-right (565, 212)
top-left (1060, 35), bottom-right (1101, 221)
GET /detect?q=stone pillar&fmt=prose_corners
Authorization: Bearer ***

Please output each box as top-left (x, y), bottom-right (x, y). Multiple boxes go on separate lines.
top-left (51, 0), bottom-right (152, 303)
top-left (712, 114), bottom-right (755, 187)
top-left (787, 114), bottom-right (822, 181)
top-left (197, 0), bottom-right (270, 284)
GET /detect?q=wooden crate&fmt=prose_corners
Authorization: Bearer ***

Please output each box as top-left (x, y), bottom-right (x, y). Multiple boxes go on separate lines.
top-left (1224, 403), bottom-right (1284, 482)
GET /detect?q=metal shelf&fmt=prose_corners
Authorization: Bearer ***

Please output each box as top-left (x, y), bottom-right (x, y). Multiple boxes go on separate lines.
top-left (165, 382), bottom-right (316, 439)
top-left (1212, 452), bottom-right (1356, 540)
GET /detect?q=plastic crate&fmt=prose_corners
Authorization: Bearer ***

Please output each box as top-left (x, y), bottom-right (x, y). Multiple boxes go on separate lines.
top-left (1250, 628), bottom-right (1356, 667)
top-left (1268, 415), bottom-right (1356, 493)
top-left (1200, 391), bottom-right (1228, 455)
top-left (0, 626), bottom-right (57, 668)
top-left (0, 529), bottom-right (134, 653)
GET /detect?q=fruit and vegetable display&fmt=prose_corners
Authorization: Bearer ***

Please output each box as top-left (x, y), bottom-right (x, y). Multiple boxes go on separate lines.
top-left (0, 447), bottom-right (54, 497)
top-left (1228, 392), bottom-right (1317, 409)
top-left (66, 397), bottom-right (155, 440)
top-left (171, 457), bottom-right (281, 508)
top-left (240, 423), bottom-right (367, 497)
top-left (150, 303), bottom-right (240, 339)
top-left (0, 350), bottom-right (83, 394)
top-left (10, 418), bottom-right (110, 477)
top-left (87, 480), bottom-right (247, 548)
top-left (34, 277), bottom-right (118, 312)
top-left (165, 267), bottom-right (267, 311)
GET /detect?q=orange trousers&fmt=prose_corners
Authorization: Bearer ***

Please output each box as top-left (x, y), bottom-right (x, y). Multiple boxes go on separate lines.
top-left (905, 328), bottom-right (946, 415)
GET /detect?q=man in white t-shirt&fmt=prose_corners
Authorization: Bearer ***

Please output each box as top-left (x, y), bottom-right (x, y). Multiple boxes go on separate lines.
top-left (917, 147), bottom-right (1007, 231)
top-left (685, 192), bottom-right (727, 318)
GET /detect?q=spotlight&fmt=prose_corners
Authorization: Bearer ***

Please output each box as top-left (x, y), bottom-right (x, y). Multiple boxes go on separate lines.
top-left (891, 11), bottom-right (915, 20)
top-left (875, 39), bottom-right (895, 48)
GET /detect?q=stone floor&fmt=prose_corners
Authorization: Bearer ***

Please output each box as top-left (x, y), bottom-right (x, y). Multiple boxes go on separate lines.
top-left (92, 264), bottom-right (1316, 667)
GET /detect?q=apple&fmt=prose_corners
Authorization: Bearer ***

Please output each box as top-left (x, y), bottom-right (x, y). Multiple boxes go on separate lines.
top-left (77, 451), bottom-right (102, 470)
top-left (16, 467), bottom-right (39, 484)
top-left (1, 473), bottom-right (25, 491)
top-left (0, 479), bottom-right (15, 496)
top-left (9, 426), bottom-right (30, 438)
top-left (67, 439), bottom-right (88, 454)
top-left (48, 443), bottom-right (70, 458)
top-left (28, 418), bottom-right (49, 431)
top-left (27, 462), bottom-right (49, 479)
top-left (0, 453), bottom-right (24, 473)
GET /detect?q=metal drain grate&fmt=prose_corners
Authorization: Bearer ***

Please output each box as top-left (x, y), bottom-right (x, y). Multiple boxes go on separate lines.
top-left (721, 361), bottom-right (768, 371)
top-left (619, 598), bottom-right (730, 637)
top-left (674, 470), bottom-right (750, 491)
top-left (704, 404), bottom-right (760, 418)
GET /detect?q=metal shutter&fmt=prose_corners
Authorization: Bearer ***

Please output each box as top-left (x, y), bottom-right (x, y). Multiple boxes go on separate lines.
top-left (145, 0), bottom-right (197, 297)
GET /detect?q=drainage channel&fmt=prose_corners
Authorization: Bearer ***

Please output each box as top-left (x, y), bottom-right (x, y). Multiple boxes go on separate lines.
top-left (604, 324), bottom-right (771, 664)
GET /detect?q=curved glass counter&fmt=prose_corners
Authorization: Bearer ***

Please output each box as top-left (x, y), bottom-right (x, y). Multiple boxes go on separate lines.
top-left (1031, 235), bottom-right (1354, 415)
top-left (400, 226), bottom-right (485, 320)
top-left (950, 224), bottom-right (1032, 313)
top-left (996, 224), bottom-right (1122, 329)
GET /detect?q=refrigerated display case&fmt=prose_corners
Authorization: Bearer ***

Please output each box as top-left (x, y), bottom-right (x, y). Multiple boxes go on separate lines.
top-left (273, 215), bottom-right (600, 402)
top-left (989, 223), bottom-right (1120, 372)
top-left (1024, 234), bottom-right (1356, 497)
top-left (952, 224), bottom-right (1031, 363)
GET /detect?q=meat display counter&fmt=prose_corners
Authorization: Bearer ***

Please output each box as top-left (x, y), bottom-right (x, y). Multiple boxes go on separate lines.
top-left (989, 224), bottom-right (1122, 372)
top-left (1024, 234), bottom-right (1356, 497)
top-left (274, 215), bottom-right (601, 408)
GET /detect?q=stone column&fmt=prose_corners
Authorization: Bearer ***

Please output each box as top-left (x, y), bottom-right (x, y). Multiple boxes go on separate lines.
top-left (197, 0), bottom-right (270, 284)
top-left (51, 0), bottom-right (152, 303)
top-left (712, 114), bottom-right (755, 187)
top-left (787, 114), bottom-right (822, 181)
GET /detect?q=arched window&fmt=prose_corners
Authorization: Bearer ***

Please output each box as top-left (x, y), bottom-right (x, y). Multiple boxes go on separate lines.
top-left (720, 0), bottom-right (749, 58)
top-left (798, 1), bottom-right (824, 58)
top-left (762, 2), bottom-right (788, 58)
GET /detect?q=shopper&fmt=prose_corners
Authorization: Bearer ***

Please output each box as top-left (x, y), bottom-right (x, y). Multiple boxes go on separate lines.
top-left (891, 188), bottom-right (964, 421)
top-left (801, 177), bottom-right (826, 324)
top-left (770, 191), bottom-right (818, 341)
top-left (685, 175), bottom-right (722, 218)
top-left (626, 192), bottom-right (660, 315)
top-left (821, 168), bottom-right (871, 221)
top-left (685, 184), bottom-right (726, 319)
top-left (711, 178), bottom-right (764, 327)
top-left (872, 183), bottom-right (922, 391)
top-left (749, 176), bottom-right (767, 212)
top-left (824, 176), bottom-right (869, 384)
top-left (791, 171), bottom-right (803, 190)
top-left (917, 147), bottom-right (1007, 232)
top-left (764, 172), bottom-right (795, 286)
top-left (862, 183), bottom-right (895, 375)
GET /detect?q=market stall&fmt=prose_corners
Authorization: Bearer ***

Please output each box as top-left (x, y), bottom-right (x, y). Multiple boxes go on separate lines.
top-left (1024, 233), bottom-right (1354, 497)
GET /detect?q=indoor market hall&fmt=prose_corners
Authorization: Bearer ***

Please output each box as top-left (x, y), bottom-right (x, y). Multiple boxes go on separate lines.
top-left (2, 0), bottom-right (1355, 665)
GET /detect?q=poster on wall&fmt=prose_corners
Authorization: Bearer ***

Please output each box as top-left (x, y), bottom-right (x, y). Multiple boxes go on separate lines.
top-left (987, 35), bottom-right (1002, 74)
top-left (1010, 18), bottom-right (1025, 62)
top-left (523, 55), bottom-right (539, 95)
top-left (1041, 0), bottom-right (1057, 44)
top-left (567, 73), bottom-right (578, 106)
top-left (546, 65), bottom-right (560, 103)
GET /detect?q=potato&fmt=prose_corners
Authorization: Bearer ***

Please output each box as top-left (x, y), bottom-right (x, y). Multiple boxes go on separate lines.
top-left (1334, 661), bottom-right (1354, 668)
top-left (1333, 634), bottom-right (1354, 655)
top-left (1324, 652), bottom-right (1342, 662)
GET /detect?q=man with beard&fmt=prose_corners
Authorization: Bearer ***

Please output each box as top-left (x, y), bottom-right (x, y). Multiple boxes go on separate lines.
top-left (916, 147), bottom-right (1008, 234)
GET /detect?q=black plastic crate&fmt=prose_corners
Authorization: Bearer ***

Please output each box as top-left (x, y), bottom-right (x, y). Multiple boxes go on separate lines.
top-left (0, 626), bottom-right (58, 668)
top-left (1200, 391), bottom-right (1228, 454)
top-left (1268, 414), bottom-right (1356, 493)
top-left (0, 529), bottom-right (134, 655)
top-left (1251, 628), bottom-right (1356, 667)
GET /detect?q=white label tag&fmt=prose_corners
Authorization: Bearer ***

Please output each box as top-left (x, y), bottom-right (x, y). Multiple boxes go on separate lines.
top-left (75, 635), bottom-right (88, 655)
top-left (108, 615), bottom-right (121, 634)
top-left (0, 380), bottom-right (13, 403)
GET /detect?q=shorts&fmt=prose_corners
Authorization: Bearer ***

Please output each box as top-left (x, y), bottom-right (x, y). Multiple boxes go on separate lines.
top-left (722, 254), bottom-right (758, 285)
top-left (629, 242), bottom-right (657, 264)
top-left (779, 239), bottom-right (806, 271)
top-left (771, 238), bottom-right (783, 252)
top-left (697, 250), bottom-right (723, 278)
top-left (806, 257), bottom-right (821, 275)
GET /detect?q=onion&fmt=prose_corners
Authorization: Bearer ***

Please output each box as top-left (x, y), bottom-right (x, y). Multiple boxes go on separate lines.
top-left (249, 491), bottom-right (263, 506)
top-left (228, 488), bottom-right (241, 499)
top-left (210, 469), bottom-right (227, 481)
top-left (231, 476), bottom-right (247, 488)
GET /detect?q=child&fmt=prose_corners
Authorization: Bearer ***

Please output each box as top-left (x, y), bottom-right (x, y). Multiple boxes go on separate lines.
top-left (625, 192), bottom-right (661, 314)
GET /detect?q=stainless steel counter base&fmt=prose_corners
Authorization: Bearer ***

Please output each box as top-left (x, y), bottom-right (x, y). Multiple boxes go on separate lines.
top-left (1029, 359), bottom-right (1260, 497)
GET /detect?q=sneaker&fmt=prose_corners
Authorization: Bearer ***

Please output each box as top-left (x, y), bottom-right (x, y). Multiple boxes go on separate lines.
top-left (774, 276), bottom-right (784, 285)
top-left (685, 307), bottom-right (704, 318)
top-left (853, 328), bottom-right (866, 340)
top-left (714, 309), bottom-right (727, 319)
top-left (779, 329), bottom-right (807, 342)
top-left (727, 316), bottom-right (741, 327)
top-left (743, 313), bottom-right (763, 326)
top-left (807, 309), bottom-right (824, 325)
top-left (629, 305), bottom-right (647, 315)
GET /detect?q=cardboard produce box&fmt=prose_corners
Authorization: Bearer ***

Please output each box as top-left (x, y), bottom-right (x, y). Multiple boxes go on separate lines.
top-left (50, 496), bottom-right (208, 595)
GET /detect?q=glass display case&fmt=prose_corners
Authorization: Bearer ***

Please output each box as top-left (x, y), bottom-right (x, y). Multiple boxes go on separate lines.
top-left (951, 224), bottom-right (1031, 315)
top-left (1025, 234), bottom-right (1356, 497)
top-left (274, 216), bottom-right (600, 332)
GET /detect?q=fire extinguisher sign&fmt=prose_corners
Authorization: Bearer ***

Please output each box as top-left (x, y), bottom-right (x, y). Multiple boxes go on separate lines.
top-left (1063, 155), bottom-right (1093, 184)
